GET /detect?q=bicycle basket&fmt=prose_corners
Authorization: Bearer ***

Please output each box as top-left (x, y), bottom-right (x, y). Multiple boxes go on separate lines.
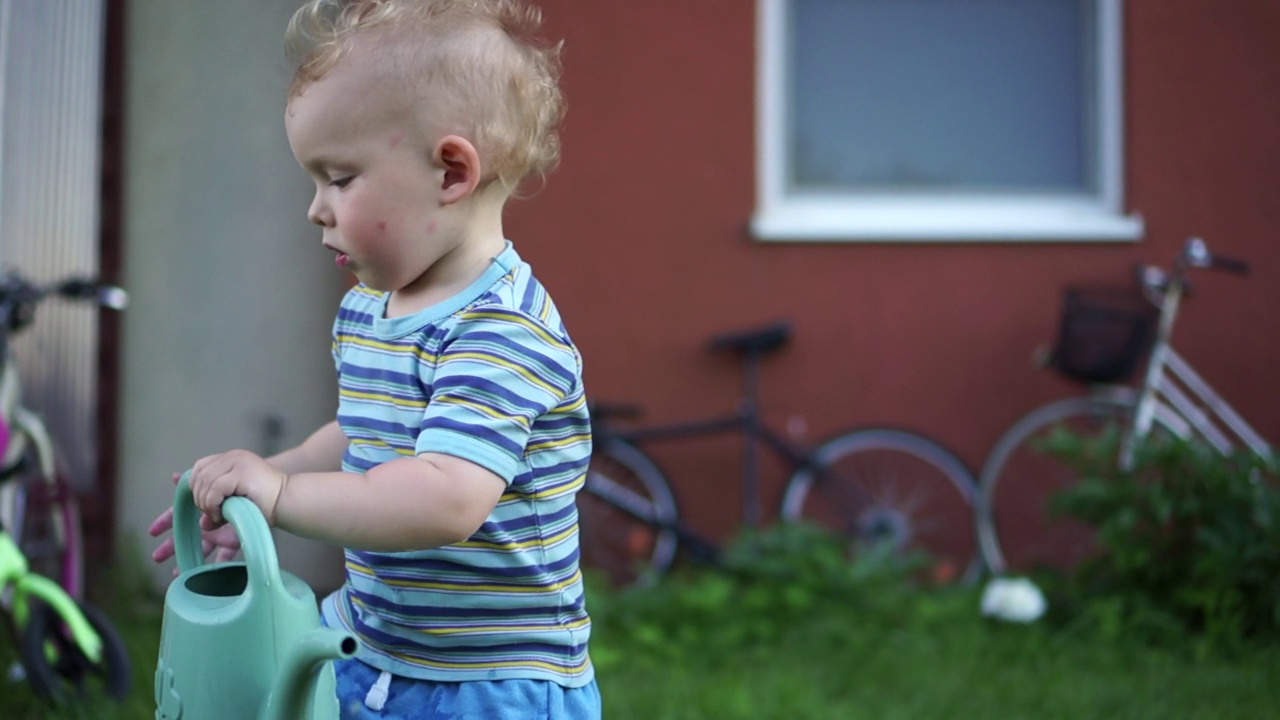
top-left (1047, 284), bottom-right (1157, 384)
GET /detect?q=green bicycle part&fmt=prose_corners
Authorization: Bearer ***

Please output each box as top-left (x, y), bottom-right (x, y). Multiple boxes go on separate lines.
top-left (0, 527), bottom-right (29, 578)
top-left (2, 531), bottom-right (104, 664)
top-left (17, 572), bottom-right (103, 663)
top-left (0, 530), bottom-right (32, 626)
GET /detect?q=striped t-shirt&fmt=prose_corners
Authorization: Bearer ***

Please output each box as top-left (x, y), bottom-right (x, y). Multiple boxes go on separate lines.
top-left (320, 242), bottom-right (593, 687)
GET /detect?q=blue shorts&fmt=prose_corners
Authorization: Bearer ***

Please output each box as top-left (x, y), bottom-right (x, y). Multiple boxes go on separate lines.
top-left (332, 656), bottom-right (602, 720)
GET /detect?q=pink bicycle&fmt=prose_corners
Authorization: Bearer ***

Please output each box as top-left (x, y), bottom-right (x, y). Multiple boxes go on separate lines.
top-left (0, 271), bottom-right (128, 599)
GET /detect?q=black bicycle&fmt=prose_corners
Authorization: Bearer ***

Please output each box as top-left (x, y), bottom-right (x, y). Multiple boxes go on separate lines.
top-left (578, 321), bottom-right (980, 587)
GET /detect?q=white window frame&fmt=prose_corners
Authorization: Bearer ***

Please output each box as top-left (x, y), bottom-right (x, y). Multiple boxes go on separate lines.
top-left (752, 0), bottom-right (1143, 243)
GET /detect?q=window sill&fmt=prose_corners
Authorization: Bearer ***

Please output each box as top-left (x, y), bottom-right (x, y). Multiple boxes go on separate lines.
top-left (750, 197), bottom-right (1145, 243)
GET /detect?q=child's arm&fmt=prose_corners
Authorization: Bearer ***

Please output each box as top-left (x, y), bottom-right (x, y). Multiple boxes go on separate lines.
top-left (277, 454), bottom-right (505, 550)
top-left (187, 450), bottom-right (505, 552)
top-left (266, 419), bottom-right (348, 475)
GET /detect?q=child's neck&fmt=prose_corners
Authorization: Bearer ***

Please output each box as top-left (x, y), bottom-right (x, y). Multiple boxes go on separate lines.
top-left (386, 225), bottom-right (507, 319)
top-left (385, 184), bottom-right (510, 319)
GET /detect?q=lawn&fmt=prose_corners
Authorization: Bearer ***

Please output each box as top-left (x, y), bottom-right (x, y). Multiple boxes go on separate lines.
top-left (2, 569), bottom-right (1277, 719)
top-left (590, 582), bottom-right (1280, 719)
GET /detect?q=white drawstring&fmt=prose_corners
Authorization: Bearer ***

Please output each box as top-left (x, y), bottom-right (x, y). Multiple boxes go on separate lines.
top-left (364, 670), bottom-right (392, 710)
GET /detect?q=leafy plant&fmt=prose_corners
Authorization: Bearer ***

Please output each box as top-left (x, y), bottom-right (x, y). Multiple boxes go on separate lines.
top-left (585, 521), bottom-right (932, 670)
top-left (1042, 428), bottom-right (1280, 648)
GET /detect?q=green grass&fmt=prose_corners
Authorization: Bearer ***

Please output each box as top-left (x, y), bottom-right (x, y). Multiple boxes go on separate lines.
top-left (2, 573), bottom-right (1277, 719)
top-left (590, 585), bottom-right (1280, 719)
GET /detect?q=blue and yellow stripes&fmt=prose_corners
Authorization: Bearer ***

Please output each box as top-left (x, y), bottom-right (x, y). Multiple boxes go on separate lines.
top-left (323, 242), bottom-right (593, 686)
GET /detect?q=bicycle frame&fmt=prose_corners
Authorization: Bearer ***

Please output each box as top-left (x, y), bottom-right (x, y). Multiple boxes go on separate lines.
top-left (587, 319), bottom-right (985, 586)
top-left (607, 409), bottom-right (815, 528)
top-left (1125, 240), bottom-right (1273, 465)
top-left (0, 354), bottom-right (62, 507)
top-left (0, 528), bottom-right (101, 663)
top-left (0, 273), bottom-right (120, 601)
top-left (602, 339), bottom-right (820, 527)
top-left (0, 349), bottom-right (79, 595)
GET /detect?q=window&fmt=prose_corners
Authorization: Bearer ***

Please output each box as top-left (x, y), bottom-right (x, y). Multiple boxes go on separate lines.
top-left (753, 0), bottom-right (1142, 242)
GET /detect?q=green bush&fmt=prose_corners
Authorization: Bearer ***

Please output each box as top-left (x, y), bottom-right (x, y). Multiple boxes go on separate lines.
top-left (1043, 429), bottom-right (1280, 648)
top-left (585, 521), bottom-right (937, 670)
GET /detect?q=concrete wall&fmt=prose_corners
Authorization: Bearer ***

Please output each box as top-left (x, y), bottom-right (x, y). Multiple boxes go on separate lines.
top-left (117, 0), bottom-right (345, 592)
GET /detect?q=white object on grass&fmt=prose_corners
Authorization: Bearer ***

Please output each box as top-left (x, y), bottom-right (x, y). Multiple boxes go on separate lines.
top-left (981, 577), bottom-right (1047, 623)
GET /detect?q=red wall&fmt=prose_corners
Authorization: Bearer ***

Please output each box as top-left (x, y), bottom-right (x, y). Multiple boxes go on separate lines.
top-left (505, 0), bottom-right (1280, 541)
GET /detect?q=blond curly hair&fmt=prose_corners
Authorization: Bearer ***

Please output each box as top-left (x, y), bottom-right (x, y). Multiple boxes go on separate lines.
top-left (286, 0), bottom-right (565, 190)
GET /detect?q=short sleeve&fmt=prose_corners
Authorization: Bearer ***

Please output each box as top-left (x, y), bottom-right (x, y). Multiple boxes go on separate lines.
top-left (415, 308), bottom-right (580, 482)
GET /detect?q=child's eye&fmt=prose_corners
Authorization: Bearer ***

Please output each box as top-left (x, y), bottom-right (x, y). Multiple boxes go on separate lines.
top-left (329, 176), bottom-right (354, 189)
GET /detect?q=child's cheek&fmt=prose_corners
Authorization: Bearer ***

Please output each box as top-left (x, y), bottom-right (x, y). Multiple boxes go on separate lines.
top-left (349, 215), bottom-right (389, 249)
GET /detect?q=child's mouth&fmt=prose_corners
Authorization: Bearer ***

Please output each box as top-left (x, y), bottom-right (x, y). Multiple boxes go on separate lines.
top-left (335, 253), bottom-right (350, 268)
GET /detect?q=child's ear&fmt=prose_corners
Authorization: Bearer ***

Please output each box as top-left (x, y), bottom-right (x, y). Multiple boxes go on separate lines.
top-left (434, 135), bottom-right (481, 204)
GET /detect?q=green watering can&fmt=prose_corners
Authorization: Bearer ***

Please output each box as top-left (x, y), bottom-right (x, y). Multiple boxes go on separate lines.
top-left (154, 472), bottom-right (357, 719)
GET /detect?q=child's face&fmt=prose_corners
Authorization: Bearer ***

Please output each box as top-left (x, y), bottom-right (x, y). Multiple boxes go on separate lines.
top-left (285, 61), bottom-right (453, 294)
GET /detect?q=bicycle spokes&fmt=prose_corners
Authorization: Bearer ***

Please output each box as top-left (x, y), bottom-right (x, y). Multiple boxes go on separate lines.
top-left (789, 432), bottom-right (979, 584)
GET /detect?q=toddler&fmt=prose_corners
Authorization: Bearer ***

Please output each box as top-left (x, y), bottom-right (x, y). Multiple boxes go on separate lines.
top-left (150, 1), bottom-right (598, 717)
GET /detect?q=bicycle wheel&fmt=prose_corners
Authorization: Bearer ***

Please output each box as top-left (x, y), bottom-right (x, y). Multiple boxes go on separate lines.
top-left (977, 393), bottom-right (1181, 575)
top-left (578, 438), bottom-right (679, 587)
top-left (780, 428), bottom-right (980, 585)
top-left (10, 453), bottom-right (85, 599)
top-left (20, 599), bottom-right (132, 704)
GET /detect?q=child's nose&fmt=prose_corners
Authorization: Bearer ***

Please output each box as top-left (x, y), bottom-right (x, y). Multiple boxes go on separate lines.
top-left (307, 193), bottom-right (334, 227)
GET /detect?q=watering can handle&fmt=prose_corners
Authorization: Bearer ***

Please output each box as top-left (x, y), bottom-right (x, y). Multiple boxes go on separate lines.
top-left (173, 471), bottom-right (284, 589)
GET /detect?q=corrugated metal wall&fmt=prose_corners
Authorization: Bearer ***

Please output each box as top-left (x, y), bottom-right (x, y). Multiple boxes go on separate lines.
top-left (0, 0), bottom-right (106, 490)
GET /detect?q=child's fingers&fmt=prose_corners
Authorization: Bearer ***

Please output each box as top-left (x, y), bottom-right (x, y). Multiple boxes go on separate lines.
top-left (211, 524), bottom-right (241, 550)
top-left (191, 461), bottom-right (236, 525)
top-left (200, 511), bottom-right (225, 531)
top-left (152, 520), bottom-right (238, 565)
top-left (193, 477), bottom-right (225, 525)
top-left (151, 535), bottom-right (175, 563)
top-left (148, 507), bottom-right (174, 536)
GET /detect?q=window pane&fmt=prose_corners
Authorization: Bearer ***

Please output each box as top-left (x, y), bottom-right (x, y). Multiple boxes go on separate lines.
top-left (789, 0), bottom-right (1096, 195)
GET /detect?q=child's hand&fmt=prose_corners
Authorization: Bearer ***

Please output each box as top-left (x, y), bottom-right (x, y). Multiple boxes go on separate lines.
top-left (149, 472), bottom-right (242, 570)
top-left (189, 449), bottom-right (290, 527)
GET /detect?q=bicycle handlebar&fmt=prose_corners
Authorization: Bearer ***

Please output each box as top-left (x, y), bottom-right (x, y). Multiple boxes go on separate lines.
top-left (53, 278), bottom-right (130, 310)
top-left (0, 272), bottom-right (129, 335)
top-left (1135, 236), bottom-right (1251, 307)
top-left (1208, 253), bottom-right (1249, 275)
top-left (1181, 237), bottom-right (1249, 277)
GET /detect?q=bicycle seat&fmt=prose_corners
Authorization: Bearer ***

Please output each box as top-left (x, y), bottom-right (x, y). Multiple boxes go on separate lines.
top-left (708, 321), bottom-right (791, 356)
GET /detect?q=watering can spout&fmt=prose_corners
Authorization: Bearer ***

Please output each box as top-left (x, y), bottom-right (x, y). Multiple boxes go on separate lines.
top-left (260, 627), bottom-right (358, 720)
